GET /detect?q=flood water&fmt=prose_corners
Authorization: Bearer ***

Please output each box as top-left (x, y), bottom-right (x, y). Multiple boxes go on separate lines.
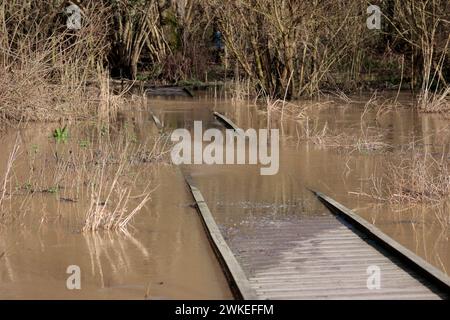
top-left (0, 92), bottom-right (449, 299)
top-left (152, 93), bottom-right (450, 276)
top-left (0, 109), bottom-right (232, 299)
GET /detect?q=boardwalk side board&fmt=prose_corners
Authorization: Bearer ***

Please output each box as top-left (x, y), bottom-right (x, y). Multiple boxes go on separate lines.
top-left (150, 109), bottom-right (448, 299)
top-left (213, 111), bottom-right (242, 133)
top-left (185, 175), bottom-right (258, 300)
top-left (149, 116), bottom-right (256, 298)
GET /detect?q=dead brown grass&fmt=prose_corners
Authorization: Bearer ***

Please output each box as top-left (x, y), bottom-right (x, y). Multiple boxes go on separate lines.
top-left (0, 1), bottom-right (116, 125)
top-left (297, 98), bottom-right (392, 154)
top-left (419, 88), bottom-right (450, 113)
top-left (299, 124), bottom-right (390, 153)
top-left (0, 135), bottom-right (21, 215)
top-left (82, 142), bottom-right (154, 232)
top-left (383, 152), bottom-right (449, 204)
top-left (77, 135), bottom-right (169, 231)
top-left (266, 98), bottom-right (310, 121)
top-left (358, 150), bottom-right (450, 204)
top-left (0, 121), bottom-right (170, 230)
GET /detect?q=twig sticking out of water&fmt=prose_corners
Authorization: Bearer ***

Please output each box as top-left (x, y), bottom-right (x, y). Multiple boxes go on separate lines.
top-left (0, 136), bottom-right (21, 216)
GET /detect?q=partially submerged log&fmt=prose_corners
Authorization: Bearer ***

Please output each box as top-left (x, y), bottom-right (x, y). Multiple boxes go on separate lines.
top-left (109, 79), bottom-right (195, 97)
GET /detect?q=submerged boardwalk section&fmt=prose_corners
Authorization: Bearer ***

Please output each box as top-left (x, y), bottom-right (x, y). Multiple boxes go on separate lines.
top-left (185, 175), bottom-right (258, 300)
top-left (229, 214), bottom-right (447, 299)
top-left (186, 178), bottom-right (449, 300)
top-left (179, 112), bottom-right (450, 300)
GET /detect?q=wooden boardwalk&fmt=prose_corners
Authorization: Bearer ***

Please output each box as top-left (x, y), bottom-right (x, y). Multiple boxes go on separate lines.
top-left (185, 177), bottom-right (450, 300)
top-left (155, 110), bottom-right (450, 300)
top-left (229, 215), bottom-right (447, 299)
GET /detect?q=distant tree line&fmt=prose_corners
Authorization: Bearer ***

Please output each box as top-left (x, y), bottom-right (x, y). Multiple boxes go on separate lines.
top-left (1, 0), bottom-right (449, 101)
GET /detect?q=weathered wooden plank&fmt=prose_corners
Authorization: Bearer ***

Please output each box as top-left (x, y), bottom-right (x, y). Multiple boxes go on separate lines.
top-left (251, 275), bottom-right (427, 284)
top-left (213, 111), bottom-right (242, 133)
top-left (144, 86), bottom-right (194, 97)
top-left (243, 253), bottom-right (380, 260)
top-left (255, 284), bottom-right (435, 293)
top-left (259, 291), bottom-right (441, 300)
top-left (238, 249), bottom-right (372, 256)
top-left (229, 201), bottom-right (447, 299)
top-left (185, 175), bottom-right (258, 300)
top-left (150, 111), bottom-right (163, 130)
top-left (180, 169), bottom-right (448, 299)
top-left (239, 249), bottom-right (383, 256)
top-left (249, 267), bottom-right (404, 277)
top-left (246, 267), bottom-right (407, 275)
top-left (250, 267), bottom-right (409, 278)
top-left (232, 238), bottom-right (364, 245)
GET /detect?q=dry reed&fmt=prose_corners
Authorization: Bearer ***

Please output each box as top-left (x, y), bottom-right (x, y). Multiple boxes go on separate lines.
top-left (356, 149), bottom-right (450, 205)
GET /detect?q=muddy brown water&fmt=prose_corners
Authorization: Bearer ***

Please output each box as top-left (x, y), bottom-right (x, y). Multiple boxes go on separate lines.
top-left (151, 93), bottom-right (449, 276)
top-left (0, 93), bottom-right (449, 299)
top-left (0, 108), bottom-right (231, 299)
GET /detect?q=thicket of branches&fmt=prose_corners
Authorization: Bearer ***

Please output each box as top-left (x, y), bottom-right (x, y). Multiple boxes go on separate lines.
top-left (1, 0), bottom-right (449, 110)
top-left (207, 0), bottom-right (449, 101)
top-left (0, 1), bottom-right (111, 122)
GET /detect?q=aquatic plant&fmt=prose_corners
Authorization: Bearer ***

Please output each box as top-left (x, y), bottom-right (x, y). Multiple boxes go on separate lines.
top-left (53, 126), bottom-right (69, 143)
top-left (355, 149), bottom-right (450, 204)
top-left (82, 141), bottom-right (156, 232)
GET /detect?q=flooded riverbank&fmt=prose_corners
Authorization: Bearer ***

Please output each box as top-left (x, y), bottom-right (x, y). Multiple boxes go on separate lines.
top-left (156, 94), bottom-right (449, 275)
top-left (0, 93), bottom-right (449, 299)
top-left (0, 109), bottom-right (232, 299)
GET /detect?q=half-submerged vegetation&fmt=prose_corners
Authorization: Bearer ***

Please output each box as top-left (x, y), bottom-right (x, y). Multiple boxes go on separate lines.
top-left (1, 0), bottom-right (449, 122)
top-left (0, 1), bottom-right (449, 225)
top-left (0, 123), bottom-right (170, 231)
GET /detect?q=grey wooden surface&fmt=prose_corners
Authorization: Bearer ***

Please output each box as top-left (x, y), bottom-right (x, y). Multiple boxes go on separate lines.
top-left (228, 214), bottom-right (448, 300)
top-left (168, 114), bottom-right (449, 300)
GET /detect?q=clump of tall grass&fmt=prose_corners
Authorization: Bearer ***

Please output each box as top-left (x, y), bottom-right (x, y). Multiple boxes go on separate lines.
top-left (385, 153), bottom-right (449, 204)
top-left (0, 1), bottom-right (114, 124)
top-left (265, 98), bottom-right (309, 121)
top-left (363, 150), bottom-right (450, 204)
top-left (419, 88), bottom-right (450, 113)
top-left (299, 122), bottom-right (390, 153)
top-left (296, 118), bottom-right (333, 145)
top-left (296, 97), bottom-right (391, 153)
top-left (230, 78), bottom-right (253, 104)
top-left (90, 131), bottom-right (170, 229)
top-left (0, 136), bottom-right (21, 217)
top-left (0, 121), bottom-right (170, 230)
top-left (330, 90), bottom-right (354, 104)
top-left (97, 66), bottom-right (123, 124)
top-left (82, 143), bottom-right (154, 232)
top-left (433, 201), bottom-right (450, 228)
top-left (78, 135), bottom-right (169, 232)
